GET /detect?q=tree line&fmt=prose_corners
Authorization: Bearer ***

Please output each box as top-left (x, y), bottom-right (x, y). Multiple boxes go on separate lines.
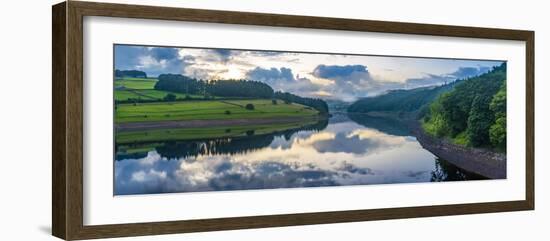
top-left (115, 69), bottom-right (147, 78)
top-left (347, 80), bottom-right (461, 113)
top-left (273, 91), bottom-right (329, 114)
top-left (422, 63), bottom-right (506, 151)
top-left (207, 79), bottom-right (273, 98)
top-left (153, 74), bottom-right (328, 113)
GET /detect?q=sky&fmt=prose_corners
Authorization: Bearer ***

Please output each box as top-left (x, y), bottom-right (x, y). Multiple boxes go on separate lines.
top-left (114, 44), bottom-right (504, 102)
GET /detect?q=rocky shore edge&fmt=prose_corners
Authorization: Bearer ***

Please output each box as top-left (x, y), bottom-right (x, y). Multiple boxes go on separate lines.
top-left (409, 121), bottom-right (506, 179)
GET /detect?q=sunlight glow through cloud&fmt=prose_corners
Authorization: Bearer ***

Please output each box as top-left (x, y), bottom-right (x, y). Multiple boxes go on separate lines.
top-left (115, 45), bottom-right (503, 101)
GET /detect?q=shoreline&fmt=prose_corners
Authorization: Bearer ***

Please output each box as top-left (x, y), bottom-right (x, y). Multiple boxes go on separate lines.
top-left (409, 121), bottom-right (506, 179)
top-left (351, 112), bottom-right (506, 179)
top-left (116, 116), bottom-right (325, 132)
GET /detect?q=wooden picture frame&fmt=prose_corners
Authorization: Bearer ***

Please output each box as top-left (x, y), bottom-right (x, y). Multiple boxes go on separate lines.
top-left (52, 1), bottom-right (534, 240)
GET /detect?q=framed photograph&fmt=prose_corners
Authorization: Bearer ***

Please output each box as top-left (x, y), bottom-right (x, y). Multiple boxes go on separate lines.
top-left (52, 1), bottom-right (534, 240)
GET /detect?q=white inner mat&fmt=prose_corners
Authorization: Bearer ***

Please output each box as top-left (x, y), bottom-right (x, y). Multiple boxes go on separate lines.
top-left (83, 16), bottom-right (526, 225)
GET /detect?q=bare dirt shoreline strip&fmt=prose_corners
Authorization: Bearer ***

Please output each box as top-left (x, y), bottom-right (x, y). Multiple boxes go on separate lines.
top-left (115, 116), bottom-right (322, 132)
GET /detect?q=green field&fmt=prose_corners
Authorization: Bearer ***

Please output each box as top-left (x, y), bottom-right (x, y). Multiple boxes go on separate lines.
top-left (114, 77), bottom-right (210, 101)
top-left (116, 120), bottom-right (317, 144)
top-left (114, 89), bottom-right (205, 101)
top-left (114, 77), bottom-right (322, 145)
top-left (115, 99), bottom-right (319, 123)
top-left (114, 77), bottom-right (157, 89)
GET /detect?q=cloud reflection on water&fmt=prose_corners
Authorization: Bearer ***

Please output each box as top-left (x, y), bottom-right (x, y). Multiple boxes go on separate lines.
top-left (115, 120), bottom-right (472, 195)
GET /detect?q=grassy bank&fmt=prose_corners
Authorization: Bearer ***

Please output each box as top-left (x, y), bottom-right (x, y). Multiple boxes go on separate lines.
top-left (114, 89), bottom-right (205, 101)
top-left (115, 99), bottom-right (319, 123)
top-left (114, 77), bottom-right (157, 89)
top-left (114, 77), bottom-right (201, 101)
top-left (116, 119), bottom-right (318, 144)
top-left (114, 76), bottom-right (324, 145)
top-left (114, 77), bottom-right (320, 123)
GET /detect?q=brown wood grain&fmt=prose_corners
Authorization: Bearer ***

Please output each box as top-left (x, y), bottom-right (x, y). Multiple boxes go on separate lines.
top-left (52, 2), bottom-right (67, 239)
top-left (525, 32), bottom-right (535, 209)
top-left (52, 1), bottom-right (535, 240)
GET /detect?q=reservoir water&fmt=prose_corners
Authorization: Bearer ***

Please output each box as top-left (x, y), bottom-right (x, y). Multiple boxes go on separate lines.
top-left (114, 113), bottom-right (484, 195)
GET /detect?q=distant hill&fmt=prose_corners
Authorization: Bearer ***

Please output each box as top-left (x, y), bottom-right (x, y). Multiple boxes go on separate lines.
top-left (347, 81), bottom-right (461, 113)
top-left (325, 99), bottom-right (352, 112)
top-left (347, 63), bottom-right (506, 151)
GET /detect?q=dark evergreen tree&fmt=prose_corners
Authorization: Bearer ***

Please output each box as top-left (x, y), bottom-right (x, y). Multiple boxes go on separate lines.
top-left (273, 91), bottom-right (329, 114)
top-left (115, 69), bottom-right (147, 78)
top-left (154, 74), bottom-right (203, 95)
top-left (207, 79), bottom-right (274, 98)
top-left (163, 93), bottom-right (177, 102)
top-left (422, 63), bottom-right (507, 150)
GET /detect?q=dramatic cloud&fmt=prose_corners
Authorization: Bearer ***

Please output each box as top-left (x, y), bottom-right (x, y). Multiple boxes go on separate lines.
top-left (247, 67), bottom-right (295, 83)
top-left (206, 48), bottom-right (237, 63)
top-left (246, 67), bottom-right (321, 95)
top-left (114, 45), bottom-right (144, 70)
top-left (114, 45), bottom-right (191, 77)
top-left (313, 65), bottom-right (372, 98)
top-left (114, 45), bottom-right (503, 101)
top-left (313, 64), bottom-right (370, 82)
top-left (150, 47), bottom-right (179, 61)
top-left (311, 64), bottom-right (403, 100)
top-left (405, 66), bottom-right (493, 88)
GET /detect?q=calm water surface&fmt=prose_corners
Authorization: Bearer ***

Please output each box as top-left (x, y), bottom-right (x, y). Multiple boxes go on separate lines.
top-left (114, 114), bottom-right (483, 195)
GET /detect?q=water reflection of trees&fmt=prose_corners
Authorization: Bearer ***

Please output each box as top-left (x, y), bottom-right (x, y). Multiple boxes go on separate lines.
top-left (115, 152), bottom-right (148, 160)
top-left (430, 158), bottom-right (486, 181)
top-left (155, 135), bottom-right (276, 159)
top-left (347, 113), bottom-right (411, 137)
top-left (118, 119), bottom-right (329, 160)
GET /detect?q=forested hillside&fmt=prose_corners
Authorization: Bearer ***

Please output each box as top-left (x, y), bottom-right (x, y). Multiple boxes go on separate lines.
top-left (422, 63), bottom-right (506, 150)
top-left (347, 80), bottom-right (460, 113)
top-left (153, 74), bottom-right (328, 113)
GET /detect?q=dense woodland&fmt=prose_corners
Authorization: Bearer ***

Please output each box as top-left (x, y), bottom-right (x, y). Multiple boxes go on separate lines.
top-left (347, 63), bottom-right (507, 151)
top-left (347, 80), bottom-right (461, 113)
top-left (422, 64), bottom-right (506, 150)
top-left (273, 91), bottom-right (329, 113)
top-left (207, 79), bottom-right (274, 98)
top-left (152, 74), bottom-right (203, 95)
top-left (153, 74), bottom-right (328, 113)
top-left (115, 69), bottom-right (148, 78)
